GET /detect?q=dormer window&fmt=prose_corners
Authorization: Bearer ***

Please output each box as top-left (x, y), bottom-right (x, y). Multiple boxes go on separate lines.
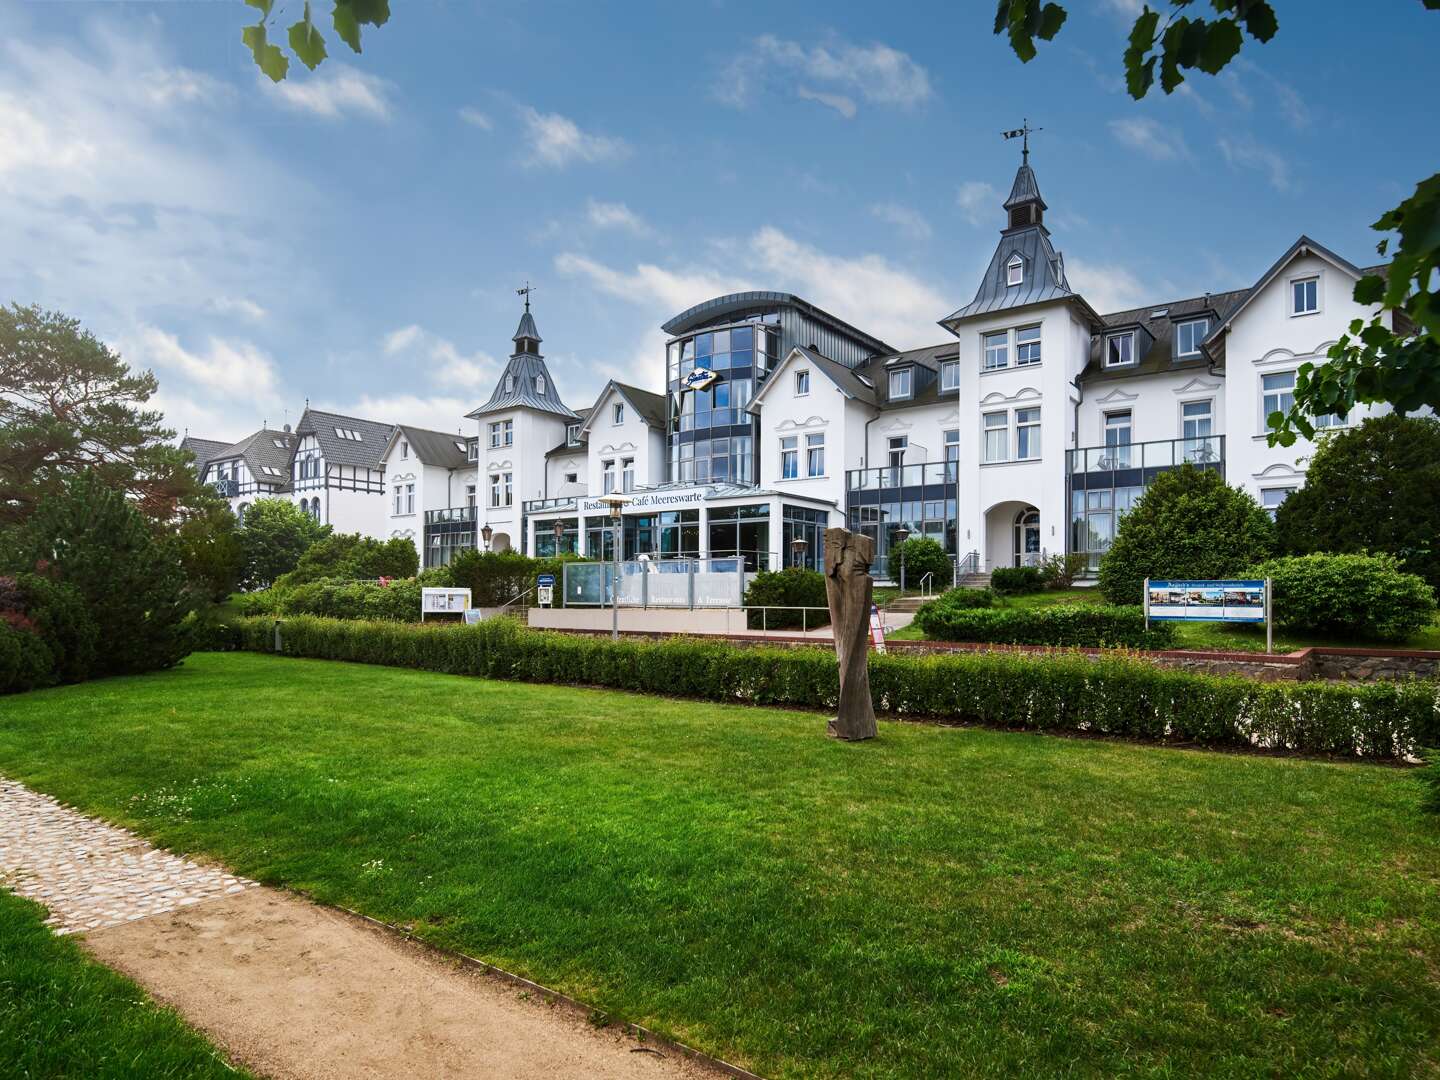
top-left (1175, 318), bottom-right (1210, 358)
top-left (1006, 254), bottom-right (1024, 287)
top-left (940, 360), bottom-right (959, 392)
top-left (503, 374), bottom-right (514, 393)
top-left (1105, 331), bottom-right (1136, 368)
top-left (888, 368), bottom-right (912, 401)
top-left (535, 374), bottom-right (546, 395)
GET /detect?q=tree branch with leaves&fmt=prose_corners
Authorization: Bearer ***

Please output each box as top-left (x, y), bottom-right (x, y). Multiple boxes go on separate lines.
top-left (242, 0), bottom-right (390, 81)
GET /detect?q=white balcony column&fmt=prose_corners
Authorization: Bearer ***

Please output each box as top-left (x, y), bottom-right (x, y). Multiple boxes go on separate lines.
top-left (576, 515), bottom-right (588, 557)
top-left (697, 504), bottom-right (709, 561)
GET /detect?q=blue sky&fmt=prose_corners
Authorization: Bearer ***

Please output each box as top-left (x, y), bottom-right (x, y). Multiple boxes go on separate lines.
top-left (1, 0), bottom-right (1434, 441)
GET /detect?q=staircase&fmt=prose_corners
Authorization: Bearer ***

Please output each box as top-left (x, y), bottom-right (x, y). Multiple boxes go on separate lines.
top-left (884, 593), bottom-right (930, 613)
top-left (955, 572), bottom-right (992, 590)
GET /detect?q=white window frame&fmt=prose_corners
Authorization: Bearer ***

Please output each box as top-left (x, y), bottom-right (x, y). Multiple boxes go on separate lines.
top-left (1006, 254), bottom-right (1024, 287)
top-left (983, 331), bottom-right (1009, 371)
top-left (779, 436), bottom-right (798, 480)
top-left (982, 411), bottom-right (1009, 463)
top-left (1104, 331), bottom-right (1137, 368)
top-left (1261, 371), bottom-right (1295, 433)
top-left (393, 484), bottom-right (404, 516)
top-left (1015, 407), bottom-right (1042, 460)
top-left (940, 360), bottom-right (959, 392)
top-left (613, 401), bottom-right (625, 425)
top-left (566, 423), bottom-right (580, 446)
top-left (621, 458), bottom-right (635, 493)
top-left (400, 440), bottom-right (409, 459)
top-left (1289, 274), bottom-right (1320, 317)
top-left (1261, 486), bottom-right (1297, 519)
top-left (943, 429), bottom-right (960, 463)
top-left (488, 421), bottom-right (502, 449)
top-left (601, 459), bottom-right (616, 493)
top-left (794, 369), bottom-right (810, 396)
top-left (405, 483), bottom-right (415, 515)
top-left (488, 473), bottom-right (502, 507)
top-left (536, 374), bottom-right (546, 395)
top-left (1175, 318), bottom-right (1210, 358)
top-left (502, 472), bottom-right (512, 507)
top-left (1015, 325), bottom-right (1042, 367)
top-left (563, 471), bottom-right (578, 484)
top-left (888, 368), bottom-right (912, 401)
top-left (806, 433), bottom-right (825, 477)
top-left (502, 419), bottom-right (513, 447)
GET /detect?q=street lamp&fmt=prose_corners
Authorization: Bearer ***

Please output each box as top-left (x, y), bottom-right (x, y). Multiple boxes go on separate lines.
top-left (596, 494), bottom-right (629, 641)
top-left (790, 535), bottom-right (808, 569)
top-left (893, 526), bottom-right (910, 592)
top-left (551, 518), bottom-right (566, 556)
top-left (481, 524), bottom-right (493, 552)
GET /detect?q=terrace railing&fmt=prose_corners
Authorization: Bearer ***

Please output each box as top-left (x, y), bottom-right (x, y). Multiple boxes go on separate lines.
top-left (1067, 435), bottom-right (1225, 476)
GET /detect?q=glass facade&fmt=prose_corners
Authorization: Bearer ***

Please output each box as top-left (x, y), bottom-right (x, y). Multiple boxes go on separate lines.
top-left (424, 506), bottom-right (477, 568)
top-left (532, 517), bottom-right (580, 558)
top-left (845, 463), bottom-right (958, 580)
top-left (705, 503), bottom-right (770, 570)
top-left (666, 315), bottom-right (780, 486)
top-left (781, 505), bottom-right (828, 571)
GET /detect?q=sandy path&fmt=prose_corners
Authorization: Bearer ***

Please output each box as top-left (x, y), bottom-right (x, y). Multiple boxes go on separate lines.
top-left (84, 888), bottom-right (714, 1080)
top-left (2, 778), bottom-right (737, 1080)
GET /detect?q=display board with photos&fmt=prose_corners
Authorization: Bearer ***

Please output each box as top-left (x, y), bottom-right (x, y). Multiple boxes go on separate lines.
top-left (1145, 579), bottom-right (1267, 622)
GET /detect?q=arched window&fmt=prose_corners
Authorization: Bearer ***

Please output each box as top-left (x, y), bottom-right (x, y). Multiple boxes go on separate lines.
top-left (536, 374), bottom-right (546, 395)
top-left (1006, 254), bottom-right (1024, 287)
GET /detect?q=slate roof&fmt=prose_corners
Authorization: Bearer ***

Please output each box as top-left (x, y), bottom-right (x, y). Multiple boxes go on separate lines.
top-left (1004, 162), bottom-right (1046, 211)
top-left (1075, 288), bottom-right (1251, 385)
top-left (466, 309), bottom-right (578, 421)
top-left (191, 428), bottom-right (298, 486)
top-left (294, 408), bottom-right (395, 469)
top-left (613, 383), bottom-right (668, 429)
top-left (749, 345), bottom-right (881, 412)
top-left (178, 436), bottom-right (231, 472)
top-left (388, 425), bottom-right (471, 469)
top-left (857, 343), bottom-right (960, 410)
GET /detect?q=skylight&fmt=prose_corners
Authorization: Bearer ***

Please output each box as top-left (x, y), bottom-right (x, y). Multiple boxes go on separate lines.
top-left (855, 374), bottom-right (874, 388)
top-left (334, 427), bottom-right (363, 441)
top-left (1149, 309), bottom-right (1169, 318)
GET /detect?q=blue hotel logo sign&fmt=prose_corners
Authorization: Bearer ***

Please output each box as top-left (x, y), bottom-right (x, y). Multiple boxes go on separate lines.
top-left (681, 367), bottom-right (720, 392)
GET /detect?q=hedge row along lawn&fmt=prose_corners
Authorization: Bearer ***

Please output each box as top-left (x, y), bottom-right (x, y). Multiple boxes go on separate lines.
top-left (2, 653), bottom-right (1438, 1078)
top-left (0, 889), bottom-right (250, 1078)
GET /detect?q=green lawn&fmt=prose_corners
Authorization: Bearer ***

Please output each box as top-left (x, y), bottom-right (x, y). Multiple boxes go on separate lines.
top-left (893, 587), bottom-right (1440, 652)
top-left (2, 652), bottom-right (1438, 1078)
top-left (0, 889), bottom-right (251, 1079)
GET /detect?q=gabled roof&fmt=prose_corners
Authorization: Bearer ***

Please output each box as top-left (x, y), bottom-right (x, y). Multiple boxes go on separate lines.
top-left (857, 343), bottom-right (960, 410)
top-left (384, 425), bottom-right (471, 469)
top-left (294, 408), bottom-right (394, 470)
top-left (748, 345), bottom-right (880, 412)
top-left (1205, 235), bottom-right (1367, 337)
top-left (195, 428), bottom-right (297, 487)
top-left (1077, 288), bottom-right (1250, 384)
top-left (579, 380), bottom-right (667, 436)
top-left (179, 436), bottom-right (231, 472)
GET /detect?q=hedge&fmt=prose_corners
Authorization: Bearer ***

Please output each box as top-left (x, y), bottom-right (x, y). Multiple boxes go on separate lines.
top-left (989, 566), bottom-right (1044, 595)
top-left (915, 595), bottom-right (1177, 649)
top-left (219, 615), bottom-right (1440, 760)
top-left (1247, 553), bottom-right (1437, 642)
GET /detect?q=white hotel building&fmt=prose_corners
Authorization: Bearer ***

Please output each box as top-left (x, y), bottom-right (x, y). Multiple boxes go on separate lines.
top-left (186, 154), bottom-right (1402, 581)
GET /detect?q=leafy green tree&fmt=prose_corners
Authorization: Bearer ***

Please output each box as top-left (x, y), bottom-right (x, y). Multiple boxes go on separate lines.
top-left (1098, 465), bottom-right (1274, 604)
top-left (0, 304), bottom-right (215, 527)
top-left (1, 472), bottom-right (194, 675)
top-left (276, 532), bottom-right (419, 587)
top-left (992, 1), bottom-right (1439, 440)
top-left (888, 536), bottom-right (952, 589)
top-left (171, 504), bottom-right (246, 604)
top-left (237, 498), bottom-right (331, 590)
top-left (1274, 414), bottom-right (1440, 591)
top-left (241, 0), bottom-right (389, 80)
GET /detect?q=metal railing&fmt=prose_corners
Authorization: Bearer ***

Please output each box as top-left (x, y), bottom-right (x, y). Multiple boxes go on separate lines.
top-left (846, 462), bottom-right (958, 491)
top-left (918, 572), bottom-right (935, 598)
top-left (425, 505), bottom-right (477, 525)
top-left (955, 551), bottom-right (981, 583)
top-left (213, 479), bottom-right (239, 498)
top-left (1066, 435), bottom-right (1225, 475)
top-left (521, 497), bottom-right (579, 513)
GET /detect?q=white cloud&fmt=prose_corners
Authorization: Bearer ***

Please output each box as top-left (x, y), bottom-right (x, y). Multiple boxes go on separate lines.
top-left (556, 252), bottom-right (751, 315)
top-left (458, 106), bottom-right (493, 130)
top-left (870, 202), bottom-right (932, 241)
top-left (264, 64), bottom-right (393, 121)
top-left (1065, 257), bottom-right (1165, 315)
top-left (520, 107), bottom-right (629, 168)
top-left (207, 296), bottom-right (267, 321)
top-left (719, 34), bottom-right (932, 116)
top-left (129, 325), bottom-right (283, 404)
top-left (320, 393), bottom-right (475, 437)
top-left (797, 86), bottom-right (857, 119)
top-left (381, 325), bottom-right (499, 391)
top-left (955, 181), bottom-right (999, 227)
top-left (1108, 116), bottom-right (1187, 161)
top-left (1218, 135), bottom-right (1291, 192)
top-left (586, 199), bottom-right (648, 233)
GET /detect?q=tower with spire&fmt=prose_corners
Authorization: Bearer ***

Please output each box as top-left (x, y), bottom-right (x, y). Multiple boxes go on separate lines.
top-left (465, 290), bottom-right (579, 553)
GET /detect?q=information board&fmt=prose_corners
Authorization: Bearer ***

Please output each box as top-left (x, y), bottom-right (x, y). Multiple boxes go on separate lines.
top-left (421, 587), bottom-right (472, 621)
top-left (1145, 579), bottom-right (1267, 622)
top-left (537, 585), bottom-right (554, 607)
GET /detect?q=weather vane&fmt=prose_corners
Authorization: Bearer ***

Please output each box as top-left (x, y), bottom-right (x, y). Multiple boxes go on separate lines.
top-left (1002, 119), bottom-right (1042, 164)
top-left (516, 281), bottom-right (536, 312)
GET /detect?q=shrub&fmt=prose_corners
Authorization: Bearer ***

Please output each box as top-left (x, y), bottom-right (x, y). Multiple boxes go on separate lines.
top-left (1247, 553), bottom-right (1437, 642)
top-left (888, 537), bottom-right (951, 589)
top-left (1276, 415), bottom-right (1440, 592)
top-left (1040, 552), bottom-right (1088, 590)
top-left (276, 533), bottom-right (419, 588)
top-left (914, 595), bottom-right (1176, 649)
top-left (990, 566), bottom-right (1044, 595)
top-left (935, 587), bottom-right (994, 609)
top-left (237, 498), bottom-right (330, 590)
top-left (1099, 465), bottom-right (1275, 605)
top-left (1, 472), bottom-right (193, 676)
top-left (0, 621), bottom-right (52, 694)
top-left (744, 568), bottom-right (830, 629)
top-left (229, 614), bottom-right (1440, 760)
top-left (276, 579), bottom-right (424, 622)
top-left (447, 549), bottom-right (579, 607)
top-left (171, 503), bottom-right (244, 603)
top-left (3, 573), bottom-right (97, 685)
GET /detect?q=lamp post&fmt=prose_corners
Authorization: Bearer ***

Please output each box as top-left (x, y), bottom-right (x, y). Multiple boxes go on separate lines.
top-left (551, 518), bottom-right (566, 557)
top-left (893, 526), bottom-right (910, 593)
top-left (481, 524), bottom-right (493, 553)
top-left (790, 535), bottom-right (808, 570)
top-left (596, 494), bottom-right (629, 641)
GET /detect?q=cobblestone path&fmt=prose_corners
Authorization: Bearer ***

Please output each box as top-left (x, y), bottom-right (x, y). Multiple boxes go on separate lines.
top-left (0, 778), bottom-right (256, 934)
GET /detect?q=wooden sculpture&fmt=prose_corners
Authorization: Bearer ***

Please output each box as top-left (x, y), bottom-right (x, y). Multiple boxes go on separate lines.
top-left (822, 526), bottom-right (877, 741)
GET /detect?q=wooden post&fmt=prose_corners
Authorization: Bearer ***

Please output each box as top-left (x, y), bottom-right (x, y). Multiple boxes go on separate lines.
top-left (823, 527), bottom-right (877, 741)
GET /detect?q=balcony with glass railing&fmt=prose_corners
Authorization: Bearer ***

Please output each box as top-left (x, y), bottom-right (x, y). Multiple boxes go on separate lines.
top-left (1066, 435), bottom-right (1224, 477)
top-left (521, 496), bottom-right (579, 514)
top-left (845, 461), bottom-right (959, 491)
top-left (424, 505), bottom-right (477, 526)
